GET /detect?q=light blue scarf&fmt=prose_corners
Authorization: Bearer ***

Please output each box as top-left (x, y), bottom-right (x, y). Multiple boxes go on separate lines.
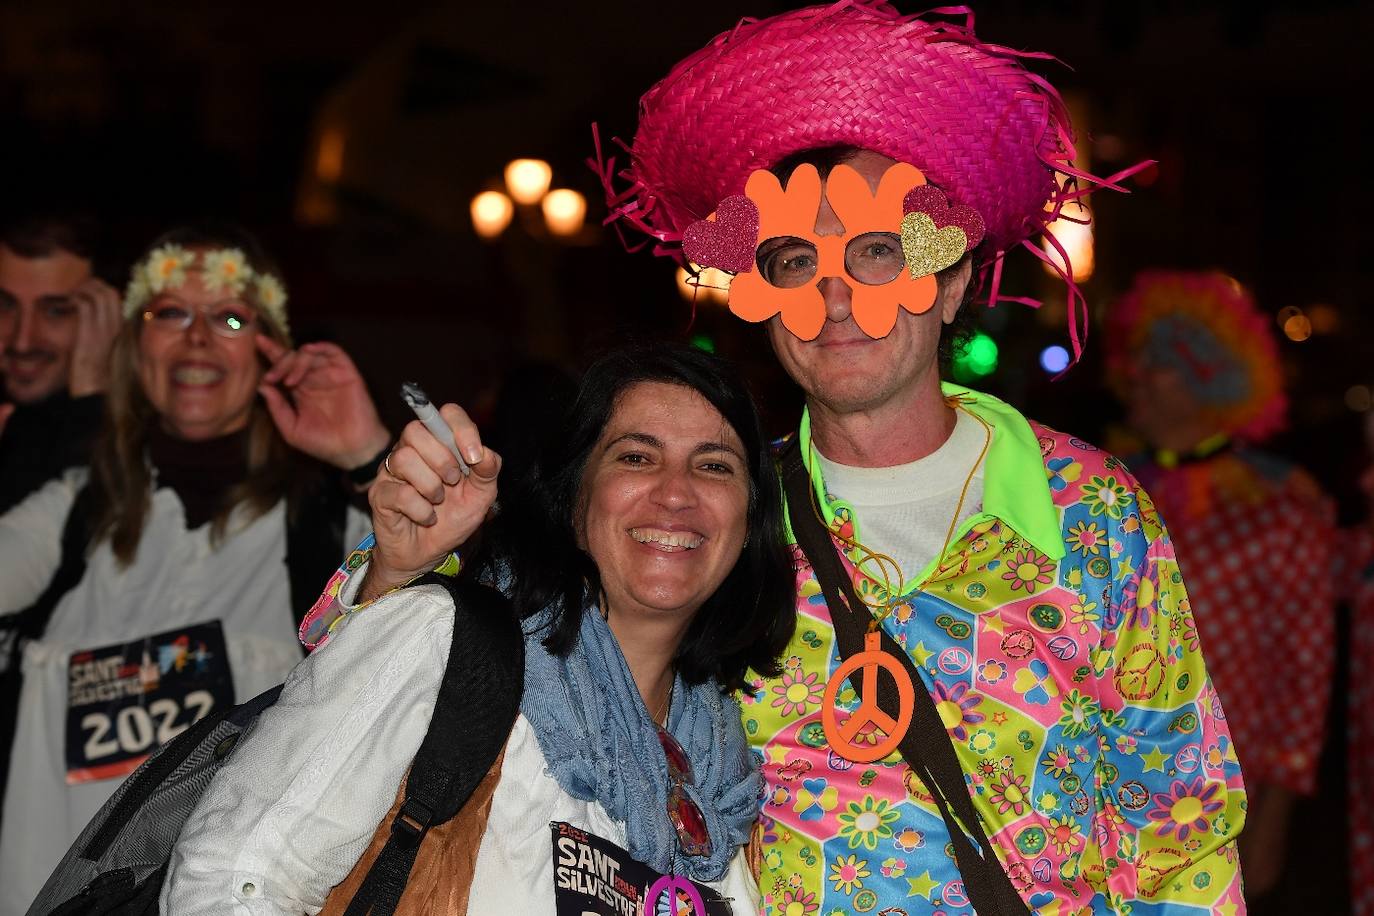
top-left (520, 604), bottom-right (760, 883)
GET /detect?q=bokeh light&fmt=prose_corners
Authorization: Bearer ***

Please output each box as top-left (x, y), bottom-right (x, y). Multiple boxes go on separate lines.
top-left (689, 334), bottom-right (716, 353)
top-left (504, 158), bottom-right (552, 205)
top-left (1282, 313), bottom-right (1313, 342)
top-left (1275, 305), bottom-right (1303, 328)
top-left (1039, 345), bottom-right (1071, 374)
top-left (953, 332), bottom-right (999, 381)
top-left (675, 266), bottom-right (731, 305)
top-left (470, 191), bottom-right (514, 239)
top-left (1040, 202), bottom-right (1094, 282)
top-left (1308, 304), bottom-right (1341, 334)
top-left (541, 189), bottom-right (586, 237)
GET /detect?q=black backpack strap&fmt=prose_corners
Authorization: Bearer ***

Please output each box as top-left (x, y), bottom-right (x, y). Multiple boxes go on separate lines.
top-left (4, 482), bottom-right (97, 656)
top-left (0, 482), bottom-right (97, 833)
top-left (780, 441), bottom-right (1030, 916)
top-left (343, 572), bottom-right (524, 916)
top-left (284, 478), bottom-right (348, 638)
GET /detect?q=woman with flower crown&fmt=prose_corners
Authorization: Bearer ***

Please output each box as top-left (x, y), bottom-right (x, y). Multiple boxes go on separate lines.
top-left (0, 224), bottom-right (392, 913)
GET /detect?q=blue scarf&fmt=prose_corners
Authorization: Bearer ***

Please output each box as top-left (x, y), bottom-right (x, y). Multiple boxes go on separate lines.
top-left (520, 604), bottom-right (760, 883)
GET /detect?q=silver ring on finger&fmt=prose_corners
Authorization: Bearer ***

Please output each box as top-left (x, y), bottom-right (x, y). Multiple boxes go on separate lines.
top-left (383, 451), bottom-right (398, 480)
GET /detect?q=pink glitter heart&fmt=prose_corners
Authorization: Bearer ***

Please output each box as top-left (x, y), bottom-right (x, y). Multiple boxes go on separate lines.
top-left (682, 195), bottom-right (759, 274)
top-left (902, 186), bottom-right (985, 252)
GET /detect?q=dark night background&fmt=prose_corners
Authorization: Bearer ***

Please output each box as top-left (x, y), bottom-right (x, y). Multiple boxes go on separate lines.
top-left (3, 1), bottom-right (1369, 907)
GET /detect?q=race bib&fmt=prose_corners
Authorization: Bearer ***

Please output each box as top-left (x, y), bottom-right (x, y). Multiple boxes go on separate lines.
top-left (65, 621), bottom-right (235, 784)
top-left (550, 822), bottom-right (732, 916)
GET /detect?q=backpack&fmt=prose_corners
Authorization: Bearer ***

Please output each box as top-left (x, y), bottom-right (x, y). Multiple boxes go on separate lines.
top-left (0, 478), bottom-right (347, 831)
top-left (23, 573), bottom-right (524, 916)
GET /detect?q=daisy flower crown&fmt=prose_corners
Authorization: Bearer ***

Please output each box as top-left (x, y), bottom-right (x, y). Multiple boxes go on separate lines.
top-left (123, 244), bottom-right (290, 334)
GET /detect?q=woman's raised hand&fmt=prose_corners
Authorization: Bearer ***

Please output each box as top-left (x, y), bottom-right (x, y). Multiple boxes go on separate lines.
top-left (66, 278), bottom-right (123, 398)
top-left (256, 335), bottom-right (391, 471)
top-left (360, 403), bottom-right (500, 602)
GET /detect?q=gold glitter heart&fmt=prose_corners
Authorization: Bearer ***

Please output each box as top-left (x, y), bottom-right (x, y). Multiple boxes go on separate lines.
top-left (901, 212), bottom-right (968, 279)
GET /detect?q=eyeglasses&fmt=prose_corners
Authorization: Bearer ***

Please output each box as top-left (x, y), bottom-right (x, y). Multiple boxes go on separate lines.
top-left (656, 725), bottom-right (713, 858)
top-left (756, 232), bottom-right (905, 289)
top-left (142, 302), bottom-right (258, 339)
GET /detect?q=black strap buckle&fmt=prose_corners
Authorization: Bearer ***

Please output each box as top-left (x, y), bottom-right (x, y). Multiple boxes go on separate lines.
top-left (390, 797), bottom-right (434, 848)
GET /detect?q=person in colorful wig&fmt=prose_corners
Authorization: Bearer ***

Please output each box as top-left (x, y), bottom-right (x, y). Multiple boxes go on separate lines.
top-left (1104, 269), bottom-right (1336, 901)
top-left (0, 225), bottom-right (389, 914)
top-left (591, 4), bottom-right (1247, 914)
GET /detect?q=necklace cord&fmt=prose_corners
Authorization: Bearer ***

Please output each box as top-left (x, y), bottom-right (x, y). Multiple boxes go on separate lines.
top-left (804, 399), bottom-right (992, 626)
top-left (653, 681), bottom-right (672, 726)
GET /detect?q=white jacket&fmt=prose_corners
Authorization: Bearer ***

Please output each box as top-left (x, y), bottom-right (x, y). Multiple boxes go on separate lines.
top-left (0, 470), bottom-right (368, 915)
top-left (162, 580), bottom-right (761, 915)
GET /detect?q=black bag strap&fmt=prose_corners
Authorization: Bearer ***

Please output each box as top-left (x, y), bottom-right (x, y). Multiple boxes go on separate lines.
top-left (284, 478), bottom-right (348, 637)
top-left (0, 483), bottom-right (97, 833)
top-left (4, 482), bottom-right (97, 657)
top-left (343, 572), bottom-right (524, 916)
top-left (780, 441), bottom-right (1030, 916)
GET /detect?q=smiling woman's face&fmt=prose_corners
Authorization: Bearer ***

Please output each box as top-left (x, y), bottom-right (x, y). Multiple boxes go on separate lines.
top-left (578, 380), bottom-right (751, 624)
top-left (136, 266), bottom-right (263, 441)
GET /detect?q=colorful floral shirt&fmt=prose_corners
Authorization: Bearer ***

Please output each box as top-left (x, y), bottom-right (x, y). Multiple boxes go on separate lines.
top-left (745, 385), bottom-right (1247, 916)
top-left (1130, 449), bottom-right (1336, 795)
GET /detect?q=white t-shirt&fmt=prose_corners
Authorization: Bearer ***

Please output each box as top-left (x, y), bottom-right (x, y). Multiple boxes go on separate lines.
top-left (813, 408), bottom-right (988, 589)
top-left (0, 470), bottom-right (368, 916)
top-left (162, 581), bottom-right (760, 915)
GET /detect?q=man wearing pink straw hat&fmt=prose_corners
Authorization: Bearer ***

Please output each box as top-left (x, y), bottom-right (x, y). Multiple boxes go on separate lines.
top-left (599, 2), bottom-right (1247, 913)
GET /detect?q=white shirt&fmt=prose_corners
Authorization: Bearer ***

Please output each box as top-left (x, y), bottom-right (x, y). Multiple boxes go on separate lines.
top-left (162, 581), bottom-right (760, 915)
top-left (814, 407), bottom-right (987, 589)
top-left (0, 470), bottom-right (369, 915)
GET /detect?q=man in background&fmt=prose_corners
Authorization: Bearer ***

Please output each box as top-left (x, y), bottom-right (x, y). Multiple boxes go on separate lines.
top-left (0, 214), bottom-right (122, 511)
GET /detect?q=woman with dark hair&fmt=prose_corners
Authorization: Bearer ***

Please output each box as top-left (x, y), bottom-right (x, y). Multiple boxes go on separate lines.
top-left (163, 343), bottom-right (794, 914)
top-left (0, 225), bottom-right (389, 912)
top-left (479, 346), bottom-right (793, 693)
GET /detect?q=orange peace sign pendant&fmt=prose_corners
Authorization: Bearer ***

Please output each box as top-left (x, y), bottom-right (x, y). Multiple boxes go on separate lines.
top-left (822, 631), bottom-right (916, 763)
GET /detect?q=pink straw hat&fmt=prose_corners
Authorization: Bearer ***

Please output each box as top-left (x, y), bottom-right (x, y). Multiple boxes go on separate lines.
top-left (595, 1), bottom-right (1147, 355)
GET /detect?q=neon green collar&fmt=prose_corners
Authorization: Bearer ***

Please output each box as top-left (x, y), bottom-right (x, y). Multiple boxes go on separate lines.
top-left (795, 382), bottom-right (1064, 562)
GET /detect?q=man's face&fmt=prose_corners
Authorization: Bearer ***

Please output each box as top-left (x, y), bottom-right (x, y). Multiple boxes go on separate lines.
top-left (0, 244), bottom-right (93, 403)
top-left (765, 150), bottom-right (970, 417)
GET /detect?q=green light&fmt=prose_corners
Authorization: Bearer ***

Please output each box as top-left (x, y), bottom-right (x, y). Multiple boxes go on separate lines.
top-left (952, 332), bottom-right (998, 381)
top-left (967, 334), bottom-right (998, 372)
top-left (689, 333), bottom-right (716, 353)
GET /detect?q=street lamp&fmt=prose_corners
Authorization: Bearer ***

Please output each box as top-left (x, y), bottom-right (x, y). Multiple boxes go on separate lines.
top-left (470, 191), bottom-right (515, 239)
top-left (504, 159), bottom-right (553, 205)
top-left (472, 159), bottom-right (586, 240)
top-left (1041, 201), bottom-right (1094, 282)
top-left (675, 266), bottom-right (731, 306)
top-left (542, 189), bottom-right (587, 237)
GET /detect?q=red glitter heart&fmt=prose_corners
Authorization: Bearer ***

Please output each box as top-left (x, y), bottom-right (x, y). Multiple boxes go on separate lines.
top-left (682, 195), bottom-right (759, 274)
top-left (902, 186), bottom-right (985, 252)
